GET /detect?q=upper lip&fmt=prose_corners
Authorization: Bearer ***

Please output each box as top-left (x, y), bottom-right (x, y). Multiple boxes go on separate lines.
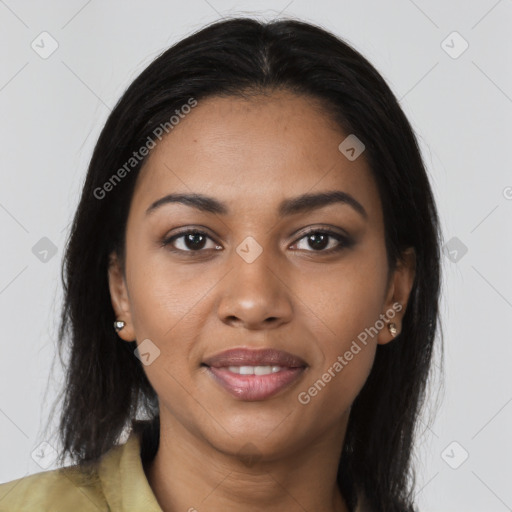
top-left (203, 348), bottom-right (307, 368)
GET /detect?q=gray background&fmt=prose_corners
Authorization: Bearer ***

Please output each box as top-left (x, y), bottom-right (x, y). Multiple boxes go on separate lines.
top-left (1, 1), bottom-right (511, 510)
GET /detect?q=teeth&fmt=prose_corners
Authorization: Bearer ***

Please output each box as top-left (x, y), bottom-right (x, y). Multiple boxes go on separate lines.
top-left (240, 366), bottom-right (255, 375)
top-left (227, 365), bottom-right (283, 375)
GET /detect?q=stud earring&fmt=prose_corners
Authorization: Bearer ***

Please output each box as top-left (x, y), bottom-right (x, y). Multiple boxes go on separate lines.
top-left (114, 320), bottom-right (126, 332)
top-left (388, 322), bottom-right (398, 337)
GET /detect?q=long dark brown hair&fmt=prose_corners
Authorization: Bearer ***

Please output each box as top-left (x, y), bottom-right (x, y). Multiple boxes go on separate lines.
top-left (47, 17), bottom-right (443, 512)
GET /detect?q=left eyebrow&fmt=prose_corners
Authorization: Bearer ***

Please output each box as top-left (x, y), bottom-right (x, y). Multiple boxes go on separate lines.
top-left (278, 191), bottom-right (368, 220)
top-left (145, 190), bottom-right (368, 220)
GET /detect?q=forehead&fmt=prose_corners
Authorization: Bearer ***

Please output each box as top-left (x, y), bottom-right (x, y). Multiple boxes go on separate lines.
top-left (131, 91), bottom-right (381, 222)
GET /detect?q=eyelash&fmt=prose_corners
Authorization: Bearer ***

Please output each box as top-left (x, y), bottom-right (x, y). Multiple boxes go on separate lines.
top-left (161, 227), bottom-right (353, 256)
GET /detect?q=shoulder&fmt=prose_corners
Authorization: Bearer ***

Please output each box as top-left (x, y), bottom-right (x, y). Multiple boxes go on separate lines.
top-left (0, 463), bottom-right (108, 512)
top-left (0, 431), bottom-right (160, 512)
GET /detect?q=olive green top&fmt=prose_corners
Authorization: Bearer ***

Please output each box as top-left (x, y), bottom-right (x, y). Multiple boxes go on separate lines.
top-left (0, 431), bottom-right (162, 511)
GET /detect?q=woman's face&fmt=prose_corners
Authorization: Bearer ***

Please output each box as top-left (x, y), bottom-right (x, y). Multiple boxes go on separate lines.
top-left (109, 90), bottom-right (415, 459)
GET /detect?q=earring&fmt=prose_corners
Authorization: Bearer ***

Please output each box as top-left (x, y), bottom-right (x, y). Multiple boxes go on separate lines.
top-left (114, 320), bottom-right (126, 332)
top-left (388, 322), bottom-right (398, 338)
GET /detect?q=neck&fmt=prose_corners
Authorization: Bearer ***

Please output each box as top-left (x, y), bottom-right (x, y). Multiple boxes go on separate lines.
top-left (144, 409), bottom-right (351, 512)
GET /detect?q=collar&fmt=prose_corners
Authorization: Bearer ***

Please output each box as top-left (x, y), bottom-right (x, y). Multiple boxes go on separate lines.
top-left (97, 430), bottom-right (163, 511)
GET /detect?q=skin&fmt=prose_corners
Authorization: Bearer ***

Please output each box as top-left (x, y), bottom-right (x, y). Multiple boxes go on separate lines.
top-left (108, 90), bottom-right (416, 512)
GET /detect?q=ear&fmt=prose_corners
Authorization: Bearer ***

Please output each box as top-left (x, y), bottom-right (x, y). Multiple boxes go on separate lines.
top-left (108, 251), bottom-right (136, 342)
top-left (377, 247), bottom-right (416, 345)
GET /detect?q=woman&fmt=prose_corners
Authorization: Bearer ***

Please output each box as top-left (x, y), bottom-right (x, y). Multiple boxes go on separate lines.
top-left (0, 16), bottom-right (442, 512)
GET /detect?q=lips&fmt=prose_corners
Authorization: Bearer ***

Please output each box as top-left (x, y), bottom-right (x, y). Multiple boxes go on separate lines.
top-left (202, 348), bottom-right (307, 401)
top-left (203, 348), bottom-right (306, 368)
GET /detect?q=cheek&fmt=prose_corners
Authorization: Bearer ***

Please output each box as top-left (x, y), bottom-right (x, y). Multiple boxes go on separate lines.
top-left (126, 243), bottom-right (209, 336)
top-left (124, 249), bottom-right (224, 381)
top-left (295, 276), bottom-right (380, 420)
top-left (294, 251), bottom-right (388, 410)
top-left (124, 257), bottom-right (211, 412)
top-left (298, 249), bottom-right (389, 344)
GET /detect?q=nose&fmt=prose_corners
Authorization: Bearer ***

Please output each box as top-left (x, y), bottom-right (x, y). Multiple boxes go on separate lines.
top-left (217, 248), bottom-right (293, 331)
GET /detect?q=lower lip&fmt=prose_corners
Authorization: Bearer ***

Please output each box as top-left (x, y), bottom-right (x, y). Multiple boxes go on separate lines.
top-left (206, 366), bottom-right (305, 401)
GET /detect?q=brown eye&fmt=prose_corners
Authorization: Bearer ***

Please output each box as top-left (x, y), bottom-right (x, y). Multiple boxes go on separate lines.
top-left (162, 230), bottom-right (222, 253)
top-left (182, 232), bottom-right (207, 250)
top-left (305, 233), bottom-right (330, 250)
top-left (292, 229), bottom-right (353, 253)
